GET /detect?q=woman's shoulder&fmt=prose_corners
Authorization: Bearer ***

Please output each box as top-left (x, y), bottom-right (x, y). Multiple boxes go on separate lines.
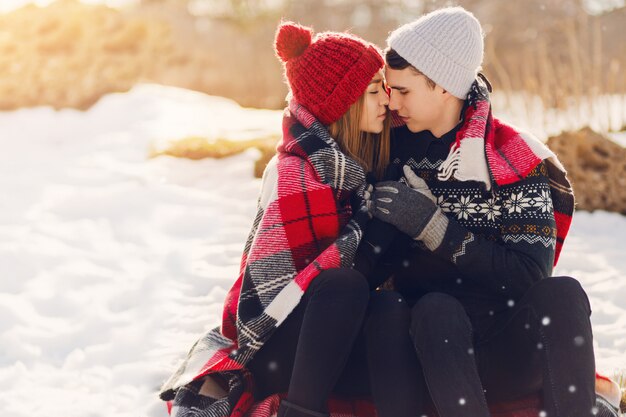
top-left (274, 152), bottom-right (318, 176)
top-left (258, 153), bottom-right (321, 210)
top-left (267, 152), bottom-right (330, 192)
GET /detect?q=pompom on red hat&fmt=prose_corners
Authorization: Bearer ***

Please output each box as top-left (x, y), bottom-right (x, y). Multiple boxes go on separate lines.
top-left (274, 21), bottom-right (384, 125)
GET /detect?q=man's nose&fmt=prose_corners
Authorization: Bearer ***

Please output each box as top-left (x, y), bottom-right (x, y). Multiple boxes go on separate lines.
top-left (388, 92), bottom-right (400, 111)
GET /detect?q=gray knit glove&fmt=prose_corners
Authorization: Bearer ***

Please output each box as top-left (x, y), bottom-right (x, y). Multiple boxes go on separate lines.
top-left (372, 166), bottom-right (450, 251)
top-left (402, 165), bottom-right (436, 203)
top-left (362, 183), bottom-right (374, 218)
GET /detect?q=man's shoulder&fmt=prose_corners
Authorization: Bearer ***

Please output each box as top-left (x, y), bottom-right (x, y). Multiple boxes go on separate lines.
top-left (492, 117), bottom-right (557, 164)
top-left (493, 117), bottom-right (537, 144)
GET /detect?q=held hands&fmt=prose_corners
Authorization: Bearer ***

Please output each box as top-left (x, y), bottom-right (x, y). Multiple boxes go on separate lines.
top-left (365, 166), bottom-right (439, 238)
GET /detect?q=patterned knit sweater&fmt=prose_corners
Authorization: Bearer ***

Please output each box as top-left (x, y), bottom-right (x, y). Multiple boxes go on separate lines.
top-left (357, 126), bottom-right (559, 324)
top-left (355, 81), bottom-right (574, 324)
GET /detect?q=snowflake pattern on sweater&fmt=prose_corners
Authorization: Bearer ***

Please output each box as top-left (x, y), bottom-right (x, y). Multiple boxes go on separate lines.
top-left (388, 122), bottom-right (559, 298)
top-left (396, 154), bottom-right (557, 246)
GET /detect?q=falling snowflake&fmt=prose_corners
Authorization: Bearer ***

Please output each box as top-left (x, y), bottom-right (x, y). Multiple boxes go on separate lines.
top-left (574, 336), bottom-right (585, 346)
top-left (542, 316), bottom-right (551, 326)
top-left (459, 398), bottom-right (466, 405)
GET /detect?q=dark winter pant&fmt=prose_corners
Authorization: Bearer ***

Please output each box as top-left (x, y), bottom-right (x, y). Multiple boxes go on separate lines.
top-left (368, 276), bottom-right (596, 417)
top-left (247, 268), bottom-right (371, 414)
top-left (248, 267), bottom-right (425, 417)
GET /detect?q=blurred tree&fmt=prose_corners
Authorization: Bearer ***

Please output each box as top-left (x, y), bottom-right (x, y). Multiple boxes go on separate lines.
top-left (140, 0), bottom-right (286, 25)
top-left (136, 0), bottom-right (624, 114)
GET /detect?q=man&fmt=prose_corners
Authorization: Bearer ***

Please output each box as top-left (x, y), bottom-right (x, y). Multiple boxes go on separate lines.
top-left (358, 6), bottom-right (601, 417)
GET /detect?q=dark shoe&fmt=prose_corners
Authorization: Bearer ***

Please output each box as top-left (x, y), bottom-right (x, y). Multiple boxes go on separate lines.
top-left (277, 400), bottom-right (329, 417)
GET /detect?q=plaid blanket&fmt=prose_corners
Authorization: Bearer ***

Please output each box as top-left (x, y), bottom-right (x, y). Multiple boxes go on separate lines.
top-left (159, 100), bottom-right (370, 417)
top-left (234, 377), bottom-right (618, 417)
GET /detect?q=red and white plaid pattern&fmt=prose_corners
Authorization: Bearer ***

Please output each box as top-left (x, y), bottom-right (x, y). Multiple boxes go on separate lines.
top-left (159, 101), bottom-right (369, 417)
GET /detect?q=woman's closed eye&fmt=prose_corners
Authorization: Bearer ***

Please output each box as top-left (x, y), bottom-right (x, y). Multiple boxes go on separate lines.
top-left (370, 84), bottom-right (388, 95)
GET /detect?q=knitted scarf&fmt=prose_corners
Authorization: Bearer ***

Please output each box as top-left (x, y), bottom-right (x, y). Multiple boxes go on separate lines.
top-left (159, 100), bottom-right (369, 417)
top-left (393, 76), bottom-right (574, 264)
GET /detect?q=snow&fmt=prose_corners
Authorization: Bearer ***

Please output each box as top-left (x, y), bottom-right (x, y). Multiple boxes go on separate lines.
top-left (610, 130), bottom-right (626, 147)
top-left (0, 84), bottom-right (623, 416)
top-left (554, 210), bottom-right (626, 374)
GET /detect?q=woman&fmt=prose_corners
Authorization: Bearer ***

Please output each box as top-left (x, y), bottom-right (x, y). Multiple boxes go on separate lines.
top-left (159, 22), bottom-right (390, 417)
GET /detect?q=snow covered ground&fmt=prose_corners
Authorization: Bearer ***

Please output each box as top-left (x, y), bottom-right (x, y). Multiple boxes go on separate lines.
top-left (0, 84), bottom-right (623, 416)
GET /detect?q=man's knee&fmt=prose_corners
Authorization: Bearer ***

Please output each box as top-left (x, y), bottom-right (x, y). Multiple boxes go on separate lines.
top-left (527, 276), bottom-right (591, 314)
top-left (410, 293), bottom-right (471, 343)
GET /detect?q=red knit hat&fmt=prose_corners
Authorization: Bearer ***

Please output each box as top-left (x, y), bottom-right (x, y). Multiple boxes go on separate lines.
top-left (274, 22), bottom-right (384, 125)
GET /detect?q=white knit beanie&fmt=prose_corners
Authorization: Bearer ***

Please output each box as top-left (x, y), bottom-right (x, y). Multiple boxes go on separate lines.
top-left (388, 7), bottom-right (484, 99)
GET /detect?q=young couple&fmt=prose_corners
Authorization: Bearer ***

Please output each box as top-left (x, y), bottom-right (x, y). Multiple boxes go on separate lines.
top-left (160, 7), bottom-right (600, 417)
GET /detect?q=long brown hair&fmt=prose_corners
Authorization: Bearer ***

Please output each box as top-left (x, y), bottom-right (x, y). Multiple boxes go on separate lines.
top-left (328, 94), bottom-right (391, 180)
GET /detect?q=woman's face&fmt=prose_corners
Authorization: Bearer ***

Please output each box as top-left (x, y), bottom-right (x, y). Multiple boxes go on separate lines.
top-left (359, 70), bottom-right (390, 134)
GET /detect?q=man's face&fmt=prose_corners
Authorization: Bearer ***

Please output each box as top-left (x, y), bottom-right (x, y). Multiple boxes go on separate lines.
top-left (385, 66), bottom-right (446, 134)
